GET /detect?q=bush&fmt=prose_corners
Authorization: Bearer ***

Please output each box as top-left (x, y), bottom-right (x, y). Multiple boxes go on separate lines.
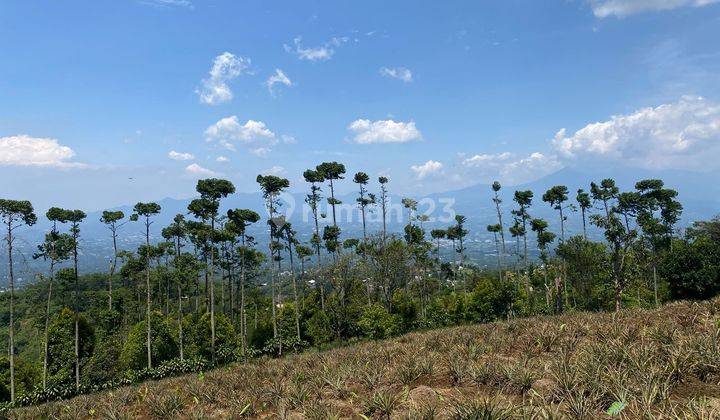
top-left (662, 237), bottom-right (720, 300)
top-left (182, 311), bottom-right (236, 361)
top-left (305, 310), bottom-right (333, 345)
top-left (358, 304), bottom-right (397, 339)
top-left (46, 308), bottom-right (94, 387)
top-left (120, 311), bottom-right (177, 371)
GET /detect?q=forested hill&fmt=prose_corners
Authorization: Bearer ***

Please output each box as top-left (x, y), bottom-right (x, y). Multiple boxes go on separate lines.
top-left (3, 166), bottom-right (718, 283)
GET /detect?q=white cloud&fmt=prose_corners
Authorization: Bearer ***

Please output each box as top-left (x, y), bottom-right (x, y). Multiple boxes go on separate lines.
top-left (348, 119), bottom-right (422, 144)
top-left (411, 160), bottom-right (444, 180)
top-left (284, 36), bottom-right (348, 62)
top-left (216, 156), bottom-right (229, 162)
top-left (590, 0), bottom-right (720, 18)
top-left (265, 69), bottom-right (292, 94)
top-left (204, 116), bottom-right (276, 150)
top-left (185, 163), bottom-right (218, 177)
top-left (552, 96), bottom-right (720, 170)
top-left (281, 134), bottom-right (297, 144)
top-left (379, 67), bottom-right (413, 83)
top-left (459, 151), bottom-right (562, 185)
top-left (0, 135), bottom-right (84, 168)
top-left (461, 152), bottom-right (512, 167)
top-left (251, 147), bottom-right (271, 157)
top-left (139, 0), bottom-right (193, 8)
top-left (262, 165), bottom-right (286, 176)
top-left (168, 150), bottom-right (194, 161)
top-left (196, 52), bottom-right (250, 105)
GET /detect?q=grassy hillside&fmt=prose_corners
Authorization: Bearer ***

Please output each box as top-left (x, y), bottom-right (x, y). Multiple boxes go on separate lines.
top-left (11, 298), bottom-right (720, 419)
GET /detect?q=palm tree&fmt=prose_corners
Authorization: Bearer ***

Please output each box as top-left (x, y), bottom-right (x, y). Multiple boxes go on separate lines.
top-left (0, 199), bottom-right (37, 402)
top-left (66, 209), bottom-right (86, 391)
top-left (100, 210), bottom-right (126, 311)
top-left (130, 202), bottom-right (161, 369)
top-left (256, 174), bottom-right (290, 355)
top-left (576, 189), bottom-right (591, 239)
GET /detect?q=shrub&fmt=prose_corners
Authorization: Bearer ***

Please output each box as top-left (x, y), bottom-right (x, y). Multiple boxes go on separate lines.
top-left (120, 311), bottom-right (178, 371)
top-left (358, 304), bottom-right (397, 339)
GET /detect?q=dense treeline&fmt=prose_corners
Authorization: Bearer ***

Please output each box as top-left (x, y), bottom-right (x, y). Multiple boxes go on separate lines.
top-left (1, 162), bottom-right (719, 407)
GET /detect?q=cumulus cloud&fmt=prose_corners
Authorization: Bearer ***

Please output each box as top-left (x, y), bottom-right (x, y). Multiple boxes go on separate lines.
top-left (168, 150), bottom-right (194, 161)
top-left (262, 165), bottom-right (286, 176)
top-left (458, 151), bottom-right (562, 185)
top-left (216, 156), bottom-right (229, 162)
top-left (589, 0), bottom-right (720, 18)
top-left (552, 96), bottom-right (720, 170)
top-left (0, 135), bottom-right (84, 168)
top-left (348, 119), bottom-right (422, 144)
top-left (196, 52), bottom-right (250, 105)
top-left (284, 36), bottom-right (348, 61)
top-left (204, 116), bottom-right (276, 151)
top-left (462, 152), bottom-right (512, 167)
top-left (185, 163), bottom-right (219, 177)
top-left (265, 69), bottom-right (292, 95)
top-left (411, 160), bottom-right (444, 180)
top-left (251, 147), bottom-right (271, 157)
top-left (380, 67), bottom-right (413, 83)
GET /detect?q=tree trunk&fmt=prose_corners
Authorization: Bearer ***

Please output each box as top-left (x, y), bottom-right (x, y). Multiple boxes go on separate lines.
top-left (43, 260), bottom-right (55, 391)
top-left (145, 218), bottom-right (152, 370)
top-left (7, 221), bottom-right (16, 402)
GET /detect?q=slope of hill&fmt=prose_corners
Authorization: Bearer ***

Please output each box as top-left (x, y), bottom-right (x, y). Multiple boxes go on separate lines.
top-left (12, 298), bottom-right (720, 419)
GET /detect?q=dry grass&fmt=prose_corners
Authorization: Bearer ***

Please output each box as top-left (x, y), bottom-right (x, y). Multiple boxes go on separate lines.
top-left (11, 298), bottom-right (720, 419)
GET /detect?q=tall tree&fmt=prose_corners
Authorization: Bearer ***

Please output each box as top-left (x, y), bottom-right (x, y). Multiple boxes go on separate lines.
top-left (512, 190), bottom-right (533, 270)
top-left (256, 174), bottom-right (290, 355)
top-left (281, 222), bottom-right (302, 342)
top-left (0, 200), bottom-right (37, 402)
top-left (449, 215), bottom-right (468, 294)
top-left (401, 198), bottom-right (418, 227)
top-left (635, 179), bottom-right (682, 306)
top-left (487, 224), bottom-right (503, 281)
top-left (542, 185), bottom-right (569, 242)
top-left (576, 189), bottom-right (592, 239)
top-left (65, 209), bottom-right (86, 391)
top-left (353, 172), bottom-right (375, 248)
top-left (378, 176), bottom-right (390, 243)
top-left (100, 210), bottom-right (126, 311)
top-left (491, 182), bottom-right (507, 273)
top-left (188, 178), bottom-right (234, 362)
top-left (530, 218), bottom-right (557, 311)
top-left (227, 208), bottom-right (260, 355)
top-left (590, 179), bottom-right (635, 311)
top-left (130, 202), bottom-right (161, 369)
top-left (316, 162), bottom-right (346, 229)
top-left (303, 169), bottom-right (325, 307)
top-left (162, 214), bottom-right (187, 359)
top-left (33, 207), bottom-right (72, 390)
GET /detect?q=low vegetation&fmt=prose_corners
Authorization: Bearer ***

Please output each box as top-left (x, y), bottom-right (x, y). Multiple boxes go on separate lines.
top-left (11, 297), bottom-right (720, 419)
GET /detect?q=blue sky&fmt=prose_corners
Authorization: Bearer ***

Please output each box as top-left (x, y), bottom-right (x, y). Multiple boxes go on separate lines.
top-left (2, 0), bottom-right (720, 210)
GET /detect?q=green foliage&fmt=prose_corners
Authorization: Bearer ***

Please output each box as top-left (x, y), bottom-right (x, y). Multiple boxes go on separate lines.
top-left (46, 308), bottom-right (94, 386)
top-left (120, 311), bottom-right (177, 371)
top-left (183, 312), bottom-right (235, 362)
top-left (662, 237), bottom-right (720, 300)
top-left (358, 304), bottom-right (397, 339)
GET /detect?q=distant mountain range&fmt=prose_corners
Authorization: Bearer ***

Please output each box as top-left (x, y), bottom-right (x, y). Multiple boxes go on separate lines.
top-left (4, 166), bottom-right (718, 286)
